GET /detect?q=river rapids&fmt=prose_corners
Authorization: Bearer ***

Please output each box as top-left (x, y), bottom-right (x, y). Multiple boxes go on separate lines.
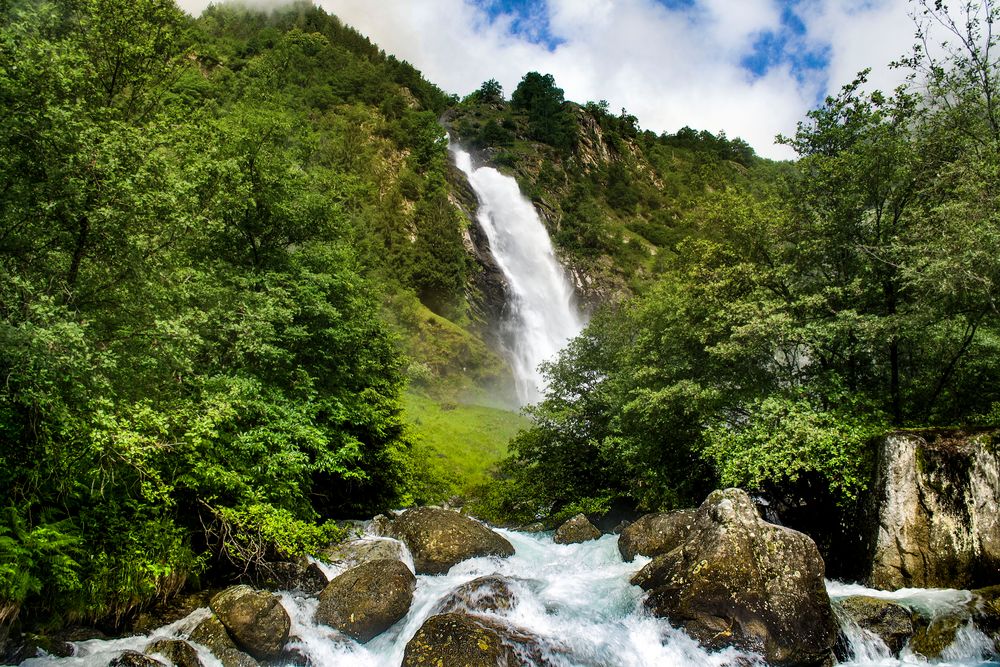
top-left (21, 528), bottom-right (999, 667)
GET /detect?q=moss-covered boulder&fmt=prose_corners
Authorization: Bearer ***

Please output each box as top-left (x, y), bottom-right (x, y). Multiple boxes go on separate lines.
top-left (189, 613), bottom-right (260, 667)
top-left (836, 596), bottom-right (913, 655)
top-left (145, 639), bottom-right (203, 667)
top-left (401, 613), bottom-right (548, 667)
top-left (434, 574), bottom-right (519, 615)
top-left (389, 507), bottom-right (514, 574)
top-left (314, 559), bottom-right (415, 643)
top-left (910, 613), bottom-right (966, 659)
top-left (617, 509), bottom-right (696, 562)
top-left (209, 586), bottom-right (290, 661)
top-left (553, 514), bottom-right (601, 544)
top-left (632, 488), bottom-right (836, 666)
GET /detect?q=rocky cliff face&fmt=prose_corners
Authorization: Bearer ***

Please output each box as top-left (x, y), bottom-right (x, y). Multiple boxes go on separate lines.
top-left (867, 431), bottom-right (1000, 589)
top-left (445, 159), bottom-right (510, 335)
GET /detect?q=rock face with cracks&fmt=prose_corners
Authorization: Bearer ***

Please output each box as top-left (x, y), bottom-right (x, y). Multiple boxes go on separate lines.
top-left (867, 431), bottom-right (1000, 590)
top-left (314, 558), bottom-right (415, 643)
top-left (631, 488), bottom-right (837, 666)
top-left (389, 507), bottom-right (514, 574)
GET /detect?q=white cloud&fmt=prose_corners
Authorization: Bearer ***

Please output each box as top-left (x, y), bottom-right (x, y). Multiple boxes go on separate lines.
top-left (799, 0), bottom-right (915, 97)
top-left (176, 0), bottom-right (924, 160)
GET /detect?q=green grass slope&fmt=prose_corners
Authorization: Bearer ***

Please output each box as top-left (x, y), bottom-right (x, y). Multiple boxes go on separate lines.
top-left (404, 392), bottom-right (530, 501)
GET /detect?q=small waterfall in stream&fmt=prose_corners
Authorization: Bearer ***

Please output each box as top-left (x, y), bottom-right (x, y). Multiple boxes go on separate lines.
top-left (451, 146), bottom-right (585, 405)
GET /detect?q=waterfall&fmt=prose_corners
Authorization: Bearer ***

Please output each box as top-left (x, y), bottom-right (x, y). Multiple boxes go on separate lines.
top-left (451, 146), bottom-right (585, 405)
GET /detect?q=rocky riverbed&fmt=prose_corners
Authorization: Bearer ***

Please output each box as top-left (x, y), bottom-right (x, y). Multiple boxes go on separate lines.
top-left (11, 490), bottom-right (1000, 667)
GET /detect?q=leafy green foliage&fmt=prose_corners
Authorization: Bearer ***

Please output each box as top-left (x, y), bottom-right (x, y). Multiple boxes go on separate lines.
top-left (0, 0), bottom-right (465, 631)
top-left (448, 77), bottom-right (765, 297)
top-left (703, 395), bottom-right (885, 504)
top-left (511, 72), bottom-right (577, 151)
top-left (487, 4), bottom-right (1000, 525)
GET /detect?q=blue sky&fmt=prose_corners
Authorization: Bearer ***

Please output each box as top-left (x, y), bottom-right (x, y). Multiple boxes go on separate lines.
top-left (177, 0), bottom-right (918, 159)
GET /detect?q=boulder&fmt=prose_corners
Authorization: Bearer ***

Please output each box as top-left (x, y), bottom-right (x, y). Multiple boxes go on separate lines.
top-left (973, 585), bottom-right (1000, 638)
top-left (618, 509), bottom-right (696, 562)
top-left (867, 431), bottom-right (1000, 589)
top-left (318, 537), bottom-right (408, 571)
top-left (402, 613), bottom-right (549, 667)
top-left (188, 614), bottom-right (259, 667)
top-left (259, 561), bottom-right (327, 595)
top-left (146, 639), bottom-right (203, 667)
top-left (910, 613), bottom-right (966, 659)
top-left (209, 586), bottom-right (290, 660)
top-left (369, 514), bottom-right (394, 536)
top-left (836, 596), bottom-right (913, 655)
top-left (389, 507), bottom-right (514, 575)
top-left (434, 575), bottom-right (519, 615)
top-left (314, 559), bottom-right (415, 643)
top-left (108, 651), bottom-right (164, 667)
top-left (553, 514), bottom-right (601, 544)
top-left (632, 488), bottom-right (837, 666)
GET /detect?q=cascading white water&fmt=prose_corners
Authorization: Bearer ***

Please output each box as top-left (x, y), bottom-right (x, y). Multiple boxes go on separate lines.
top-left (22, 531), bottom-right (1000, 667)
top-left (826, 581), bottom-right (997, 667)
top-left (451, 147), bottom-right (585, 405)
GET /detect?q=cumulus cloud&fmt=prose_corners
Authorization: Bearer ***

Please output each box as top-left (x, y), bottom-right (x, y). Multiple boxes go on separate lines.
top-left (175, 0), bottom-right (923, 159)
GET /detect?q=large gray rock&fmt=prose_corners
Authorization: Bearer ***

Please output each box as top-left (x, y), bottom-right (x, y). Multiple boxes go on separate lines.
top-left (632, 488), bottom-right (837, 666)
top-left (868, 431), bottom-right (1000, 589)
top-left (401, 613), bottom-right (549, 667)
top-left (618, 509), bottom-right (696, 562)
top-left (553, 514), bottom-right (601, 544)
top-left (188, 614), bottom-right (258, 667)
top-left (836, 596), bottom-right (913, 656)
top-left (209, 586), bottom-right (290, 661)
top-left (389, 507), bottom-right (514, 574)
top-left (314, 559), bottom-right (415, 643)
top-left (317, 537), bottom-right (408, 571)
top-left (434, 575), bottom-right (519, 615)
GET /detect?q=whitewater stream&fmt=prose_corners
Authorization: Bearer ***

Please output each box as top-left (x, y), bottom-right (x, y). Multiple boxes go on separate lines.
top-left (451, 147), bottom-right (584, 405)
top-left (21, 529), bottom-right (999, 667)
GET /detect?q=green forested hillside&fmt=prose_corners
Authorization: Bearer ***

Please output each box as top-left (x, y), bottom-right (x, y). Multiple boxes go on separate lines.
top-left (0, 0), bottom-right (774, 631)
top-left (4, 0), bottom-right (997, 641)
top-left (447, 75), bottom-right (786, 300)
top-left (477, 44), bottom-right (1000, 527)
top-left (0, 0), bottom-right (499, 631)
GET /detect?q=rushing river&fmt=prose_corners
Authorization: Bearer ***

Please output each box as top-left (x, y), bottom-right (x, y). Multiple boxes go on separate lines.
top-left (451, 146), bottom-right (584, 406)
top-left (21, 529), bottom-right (1000, 667)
